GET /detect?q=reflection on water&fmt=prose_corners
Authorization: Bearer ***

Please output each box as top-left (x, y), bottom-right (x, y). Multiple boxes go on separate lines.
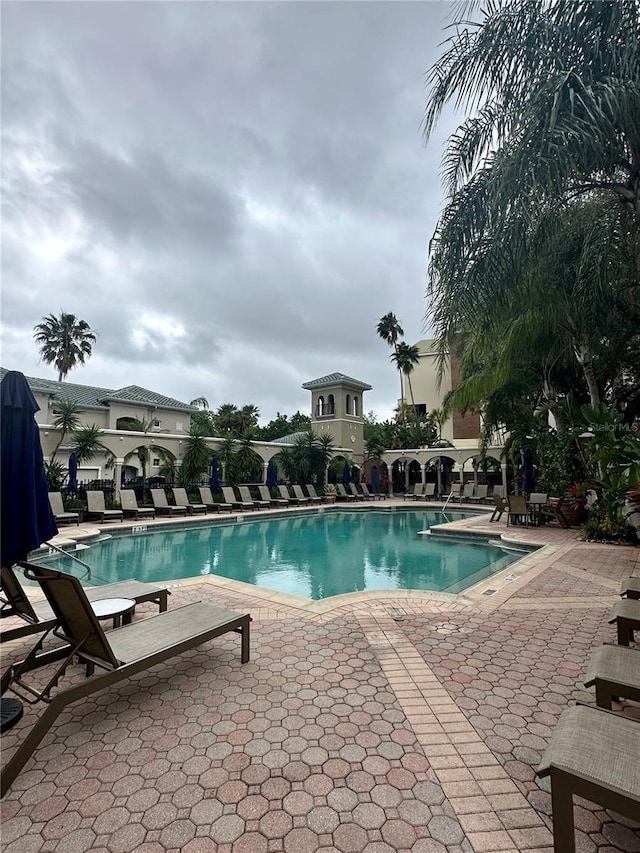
top-left (46, 511), bottom-right (522, 599)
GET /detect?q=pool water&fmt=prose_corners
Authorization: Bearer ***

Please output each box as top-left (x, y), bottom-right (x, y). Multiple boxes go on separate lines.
top-left (45, 510), bottom-right (524, 600)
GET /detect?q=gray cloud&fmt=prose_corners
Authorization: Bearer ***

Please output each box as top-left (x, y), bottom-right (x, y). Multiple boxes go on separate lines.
top-left (1, 1), bottom-right (458, 421)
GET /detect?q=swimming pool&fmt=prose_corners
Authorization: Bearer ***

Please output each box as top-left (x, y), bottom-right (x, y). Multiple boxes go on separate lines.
top-left (43, 509), bottom-right (525, 599)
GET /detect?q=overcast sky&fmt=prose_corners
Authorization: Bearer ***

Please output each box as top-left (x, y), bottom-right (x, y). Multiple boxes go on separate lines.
top-left (2, 1), bottom-right (460, 423)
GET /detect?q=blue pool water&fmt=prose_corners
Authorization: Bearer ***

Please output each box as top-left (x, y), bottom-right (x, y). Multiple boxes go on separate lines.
top-left (44, 510), bottom-right (524, 600)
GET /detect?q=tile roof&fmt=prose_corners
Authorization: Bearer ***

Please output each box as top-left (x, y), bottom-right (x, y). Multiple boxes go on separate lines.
top-left (0, 368), bottom-right (196, 413)
top-left (302, 372), bottom-right (372, 391)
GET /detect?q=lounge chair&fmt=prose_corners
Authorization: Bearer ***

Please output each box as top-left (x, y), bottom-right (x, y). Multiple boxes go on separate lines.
top-left (86, 491), bottom-right (123, 523)
top-left (489, 494), bottom-right (507, 522)
top-left (291, 485), bottom-right (310, 505)
top-left (349, 483), bottom-right (365, 501)
top-left (198, 487), bottom-right (229, 513)
top-left (258, 485), bottom-right (288, 507)
top-left (1, 563), bottom-right (250, 797)
top-left (0, 563), bottom-right (170, 644)
top-left (461, 483), bottom-right (475, 502)
top-left (173, 488), bottom-right (208, 515)
top-left (492, 485), bottom-right (505, 500)
top-left (222, 486), bottom-right (254, 511)
top-left (536, 705), bottom-right (640, 853)
top-left (150, 489), bottom-right (188, 517)
top-left (474, 484), bottom-right (489, 503)
top-left (507, 494), bottom-right (529, 526)
top-left (336, 484), bottom-right (357, 502)
top-left (540, 495), bottom-right (569, 528)
top-left (48, 492), bottom-right (79, 525)
top-left (447, 483), bottom-right (463, 502)
top-left (238, 485), bottom-right (269, 510)
top-left (305, 484), bottom-right (325, 504)
top-left (278, 485), bottom-right (307, 506)
top-left (620, 577), bottom-right (640, 600)
top-left (609, 599), bottom-right (640, 646)
top-left (583, 644), bottom-right (640, 709)
top-left (355, 484), bottom-right (373, 501)
top-left (119, 490), bottom-right (155, 520)
top-left (416, 483), bottom-right (436, 501)
top-left (404, 483), bottom-right (423, 500)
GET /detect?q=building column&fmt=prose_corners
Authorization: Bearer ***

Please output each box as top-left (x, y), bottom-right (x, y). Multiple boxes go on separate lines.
top-left (262, 461), bottom-right (269, 484)
top-left (421, 463), bottom-right (428, 485)
top-left (114, 458), bottom-right (124, 502)
top-left (501, 463), bottom-right (508, 495)
top-left (473, 460), bottom-right (479, 490)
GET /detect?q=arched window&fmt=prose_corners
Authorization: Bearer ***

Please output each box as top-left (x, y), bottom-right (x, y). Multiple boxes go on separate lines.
top-left (328, 394), bottom-right (335, 415)
top-left (346, 394), bottom-right (351, 414)
top-left (317, 395), bottom-right (324, 417)
top-left (353, 396), bottom-right (359, 416)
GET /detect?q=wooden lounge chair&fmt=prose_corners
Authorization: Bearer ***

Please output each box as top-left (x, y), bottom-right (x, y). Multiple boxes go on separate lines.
top-left (291, 485), bottom-right (310, 505)
top-left (258, 485), bottom-right (288, 507)
top-left (172, 488), bottom-right (207, 515)
top-left (198, 487), bottom-right (229, 513)
top-left (474, 484), bottom-right (489, 503)
top-left (335, 484), bottom-right (357, 502)
top-left (48, 492), bottom-right (79, 525)
top-left (609, 599), bottom-right (640, 646)
top-left (583, 644), bottom-right (640, 709)
top-left (355, 484), bottom-right (373, 501)
top-left (448, 483), bottom-right (463, 503)
top-left (620, 577), bottom-right (640, 600)
top-left (507, 494), bottom-right (529, 526)
top-left (1, 563), bottom-right (170, 644)
top-left (119, 490), bottom-right (155, 520)
top-left (489, 494), bottom-right (507, 522)
top-left (360, 483), bottom-right (385, 500)
top-left (305, 484), bottom-right (325, 504)
top-left (86, 491), bottom-right (123, 523)
top-left (536, 705), bottom-right (640, 853)
top-left (222, 486), bottom-right (254, 511)
top-left (1, 563), bottom-right (250, 797)
top-left (150, 489), bottom-right (188, 516)
top-left (492, 485), bottom-right (505, 500)
top-left (278, 485), bottom-right (306, 506)
top-left (238, 485), bottom-right (269, 510)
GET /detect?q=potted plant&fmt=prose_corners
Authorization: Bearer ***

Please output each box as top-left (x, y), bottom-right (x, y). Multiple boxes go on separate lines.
top-left (324, 484), bottom-right (337, 504)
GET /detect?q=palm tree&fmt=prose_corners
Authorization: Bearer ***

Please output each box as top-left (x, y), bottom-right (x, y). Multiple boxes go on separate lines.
top-left (235, 430), bottom-right (263, 482)
top-left (50, 399), bottom-right (81, 460)
top-left (179, 429), bottom-right (211, 489)
top-left (218, 435), bottom-right (238, 485)
top-left (71, 424), bottom-right (112, 464)
top-left (215, 403), bottom-right (240, 436)
top-left (33, 312), bottom-right (97, 381)
top-left (189, 397), bottom-right (209, 409)
top-left (377, 312), bottom-right (405, 420)
top-left (391, 343), bottom-right (421, 423)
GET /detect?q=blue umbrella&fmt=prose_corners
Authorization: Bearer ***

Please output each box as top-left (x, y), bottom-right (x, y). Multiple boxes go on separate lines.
top-left (522, 447), bottom-right (535, 495)
top-left (68, 452), bottom-right (78, 495)
top-left (371, 467), bottom-right (379, 494)
top-left (1, 371), bottom-right (58, 568)
top-left (210, 458), bottom-right (220, 490)
top-left (342, 462), bottom-right (351, 485)
top-left (266, 460), bottom-right (277, 487)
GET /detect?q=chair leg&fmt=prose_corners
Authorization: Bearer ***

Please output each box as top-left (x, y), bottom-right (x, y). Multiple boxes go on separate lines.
top-left (551, 773), bottom-right (576, 853)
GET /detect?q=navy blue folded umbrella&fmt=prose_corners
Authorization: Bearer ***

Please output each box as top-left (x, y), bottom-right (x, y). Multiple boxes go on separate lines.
top-left (1, 371), bottom-right (58, 568)
top-left (266, 460), bottom-right (277, 487)
top-left (522, 447), bottom-right (535, 495)
top-left (371, 467), bottom-right (379, 494)
top-left (68, 452), bottom-right (78, 494)
top-left (342, 462), bottom-right (351, 485)
top-left (210, 458), bottom-right (220, 490)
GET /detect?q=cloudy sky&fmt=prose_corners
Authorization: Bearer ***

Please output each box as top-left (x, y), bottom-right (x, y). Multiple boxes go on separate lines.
top-left (2, 1), bottom-right (460, 423)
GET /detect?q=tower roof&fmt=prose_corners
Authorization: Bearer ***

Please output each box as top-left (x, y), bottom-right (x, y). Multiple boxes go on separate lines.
top-left (302, 373), bottom-right (371, 391)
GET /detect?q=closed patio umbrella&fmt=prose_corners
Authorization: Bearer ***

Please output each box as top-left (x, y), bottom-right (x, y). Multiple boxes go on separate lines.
top-left (342, 462), bottom-right (351, 485)
top-left (522, 447), bottom-right (535, 495)
top-left (68, 452), bottom-right (78, 495)
top-left (0, 370), bottom-right (58, 732)
top-left (371, 467), bottom-right (379, 494)
top-left (266, 460), bottom-right (277, 487)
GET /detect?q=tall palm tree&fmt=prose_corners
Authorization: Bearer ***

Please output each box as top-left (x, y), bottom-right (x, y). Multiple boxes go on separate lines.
top-left (71, 424), bottom-right (112, 464)
top-left (391, 343), bottom-right (421, 423)
top-left (377, 312), bottom-right (405, 420)
top-left (179, 429), bottom-right (211, 488)
top-left (33, 312), bottom-right (97, 381)
top-left (215, 403), bottom-right (240, 436)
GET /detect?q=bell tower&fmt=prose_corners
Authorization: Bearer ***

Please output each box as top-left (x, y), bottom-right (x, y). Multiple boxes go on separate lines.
top-left (302, 372), bottom-right (371, 462)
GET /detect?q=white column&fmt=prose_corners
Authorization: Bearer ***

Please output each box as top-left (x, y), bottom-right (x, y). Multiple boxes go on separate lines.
top-left (262, 462), bottom-right (269, 484)
top-left (114, 458), bottom-right (124, 502)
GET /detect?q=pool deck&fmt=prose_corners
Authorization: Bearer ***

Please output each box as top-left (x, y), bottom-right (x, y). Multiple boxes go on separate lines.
top-left (2, 500), bottom-right (639, 852)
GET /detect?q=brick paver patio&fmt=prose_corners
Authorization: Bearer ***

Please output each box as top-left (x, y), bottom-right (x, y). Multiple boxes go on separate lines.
top-left (2, 503), bottom-right (639, 852)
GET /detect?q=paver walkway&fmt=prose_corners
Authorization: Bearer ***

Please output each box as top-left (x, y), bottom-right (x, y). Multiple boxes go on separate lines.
top-left (2, 506), bottom-right (639, 852)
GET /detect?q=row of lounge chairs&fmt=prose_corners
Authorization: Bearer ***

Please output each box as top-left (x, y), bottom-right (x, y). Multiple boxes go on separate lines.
top-left (403, 482), bottom-right (496, 502)
top-left (536, 578), bottom-right (640, 851)
top-left (48, 483), bottom-right (356, 526)
top-left (0, 561), bottom-right (251, 796)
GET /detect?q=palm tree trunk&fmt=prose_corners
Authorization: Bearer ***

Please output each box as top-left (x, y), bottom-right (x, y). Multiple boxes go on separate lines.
top-left (575, 342), bottom-right (601, 407)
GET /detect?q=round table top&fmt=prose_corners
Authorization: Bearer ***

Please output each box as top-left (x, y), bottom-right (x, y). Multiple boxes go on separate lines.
top-left (90, 598), bottom-right (136, 619)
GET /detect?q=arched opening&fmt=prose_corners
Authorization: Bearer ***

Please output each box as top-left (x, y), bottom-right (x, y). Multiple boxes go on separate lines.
top-left (327, 394), bottom-right (335, 415)
top-left (353, 396), bottom-right (359, 416)
top-left (346, 394), bottom-right (351, 414)
top-left (317, 395), bottom-right (325, 417)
